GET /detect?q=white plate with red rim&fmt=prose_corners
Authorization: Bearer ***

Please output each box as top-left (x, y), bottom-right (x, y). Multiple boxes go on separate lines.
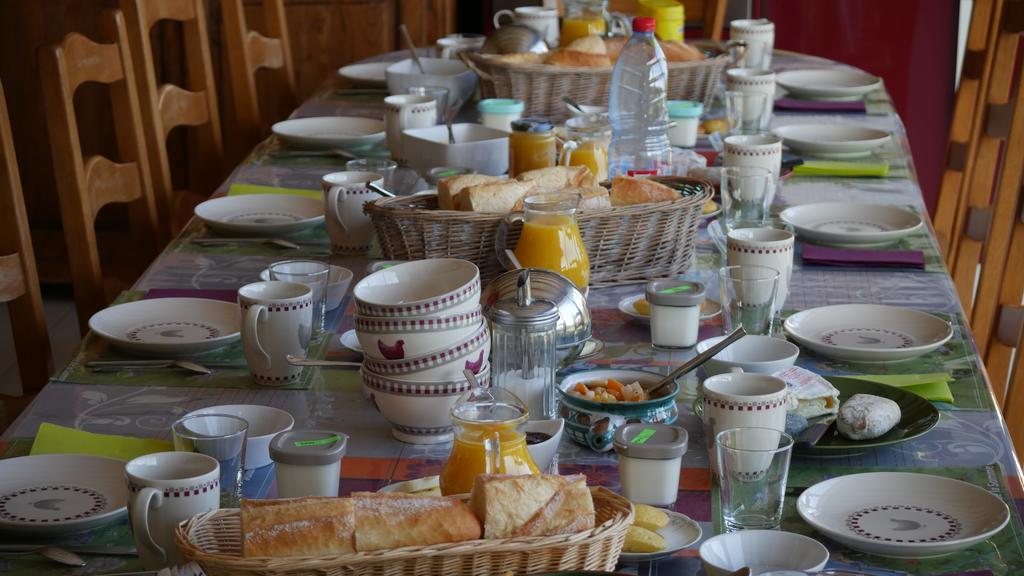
top-left (774, 124), bottom-right (891, 159)
top-left (89, 298), bottom-right (240, 356)
top-left (619, 509), bottom-right (703, 562)
top-left (272, 116), bottom-right (386, 150)
top-left (779, 203), bottom-right (923, 246)
top-left (0, 454), bottom-right (128, 536)
top-left (797, 472), bottom-right (1010, 558)
top-left (783, 304), bottom-right (952, 362)
top-left (195, 194), bottom-right (324, 236)
top-left (776, 68), bottom-right (882, 100)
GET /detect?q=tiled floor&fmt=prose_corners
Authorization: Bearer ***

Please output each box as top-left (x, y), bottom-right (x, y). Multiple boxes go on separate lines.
top-left (0, 287), bottom-right (81, 397)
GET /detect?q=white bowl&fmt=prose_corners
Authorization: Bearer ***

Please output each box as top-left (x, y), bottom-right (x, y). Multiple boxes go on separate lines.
top-left (361, 365), bottom-right (490, 444)
top-left (567, 103), bottom-right (607, 116)
top-left (186, 404), bottom-right (295, 469)
top-left (355, 307), bottom-right (483, 360)
top-left (525, 418), bottom-right (564, 473)
top-left (699, 530), bottom-right (829, 576)
top-left (261, 265), bottom-right (353, 311)
top-left (361, 320), bottom-right (489, 382)
top-left (695, 335), bottom-right (800, 376)
top-left (353, 258), bottom-right (480, 318)
top-left (401, 124), bottom-right (509, 176)
top-left (385, 58), bottom-right (477, 110)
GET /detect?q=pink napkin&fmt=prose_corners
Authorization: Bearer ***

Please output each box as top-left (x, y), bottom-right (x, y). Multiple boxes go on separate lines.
top-left (774, 98), bottom-right (866, 113)
top-left (802, 244), bottom-right (925, 269)
top-left (144, 288), bottom-right (239, 303)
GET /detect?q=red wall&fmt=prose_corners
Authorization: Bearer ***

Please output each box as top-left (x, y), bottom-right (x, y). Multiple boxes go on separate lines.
top-left (758, 0), bottom-right (959, 214)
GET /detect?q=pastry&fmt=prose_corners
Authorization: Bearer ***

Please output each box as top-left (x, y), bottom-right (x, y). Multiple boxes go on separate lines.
top-left (470, 474), bottom-right (595, 538)
top-left (352, 492), bottom-right (482, 551)
top-left (241, 496), bottom-right (355, 557)
top-left (609, 176), bottom-right (679, 206)
top-left (633, 503), bottom-right (670, 532)
top-left (623, 525), bottom-right (666, 553)
top-left (837, 393), bottom-right (901, 440)
top-left (775, 366), bottom-right (841, 419)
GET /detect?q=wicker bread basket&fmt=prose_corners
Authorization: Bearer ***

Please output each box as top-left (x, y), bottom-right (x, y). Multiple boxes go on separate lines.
top-left (365, 178), bottom-right (712, 286)
top-left (464, 47), bottom-right (730, 122)
top-left (175, 487), bottom-right (633, 576)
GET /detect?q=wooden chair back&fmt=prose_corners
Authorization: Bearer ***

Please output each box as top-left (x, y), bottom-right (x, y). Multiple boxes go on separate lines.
top-left (221, 0), bottom-right (297, 151)
top-left (39, 9), bottom-right (161, 333)
top-left (0, 80), bottom-right (52, 395)
top-left (120, 0), bottom-right (224, 236)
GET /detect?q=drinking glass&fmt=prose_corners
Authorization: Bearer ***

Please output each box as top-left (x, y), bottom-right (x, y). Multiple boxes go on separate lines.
top-left (721, 166), bottom-right (774, 230)
top-left (719, 265), bottom-right (779, 335)
top-left (715, 427), bottom-right (794, 532)
top-left (725, 90), bottom-right (771, 134)
top-left (346, 158), bottom-right (398, 192)
top-left (171, 414), bottom-right (248, 507)
top-left (269, 260), bottom-right (330, 338)
top-left (407, 85), bottom-right (449, 125)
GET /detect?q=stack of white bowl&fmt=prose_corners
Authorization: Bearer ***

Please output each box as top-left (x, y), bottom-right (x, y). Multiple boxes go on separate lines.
top-left (353, 259), bottom-right (489, 445)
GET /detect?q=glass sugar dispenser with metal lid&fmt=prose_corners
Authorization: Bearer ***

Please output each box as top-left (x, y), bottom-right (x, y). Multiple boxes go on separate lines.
top-left (486, 269), bottom-right (560, 420)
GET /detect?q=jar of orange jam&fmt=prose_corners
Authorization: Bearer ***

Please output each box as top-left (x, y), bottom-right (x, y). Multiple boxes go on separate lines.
top-left (509, 118), bottom-right (557, 177)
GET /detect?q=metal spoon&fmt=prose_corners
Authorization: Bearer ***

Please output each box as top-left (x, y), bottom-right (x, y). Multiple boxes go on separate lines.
top-left (505, 249), bottom-right (523, 269)
top-left (463, 368), bottom-right (481, 388)
top-left (191, 237), bottom-right (301, 249)
top-left (0, 546), bottom-right (87, 567)
top-left (286, 354), bottom-right (361, 368)
top-left (446, 107), bottom-right (457, 145)
top-left (368, 182), bottom-right (397, 198)
top-left (644, 326), bottom-right (747, 398)
top-left (563, 96), bottom-right (585, 114)
top-left (399, 24), bottom-right (425, 73)
top-left (86, 359), bottom-right (212, 375)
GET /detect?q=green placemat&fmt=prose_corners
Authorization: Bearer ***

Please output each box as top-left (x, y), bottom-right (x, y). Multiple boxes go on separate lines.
top-left (713, 463), bottom-right (1024, 574)
top-left (53, 292), bottom-right (329, 389)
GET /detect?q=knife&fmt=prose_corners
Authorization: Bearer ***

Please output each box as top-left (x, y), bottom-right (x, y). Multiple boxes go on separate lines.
top-left (795, 415), bottom-right (838, 449)
top-left (0, 545), bottom-right (138, 556)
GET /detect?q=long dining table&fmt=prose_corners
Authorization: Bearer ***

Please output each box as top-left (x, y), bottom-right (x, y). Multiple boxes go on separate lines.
top-left (3, 47), bottom-right (1023, 576)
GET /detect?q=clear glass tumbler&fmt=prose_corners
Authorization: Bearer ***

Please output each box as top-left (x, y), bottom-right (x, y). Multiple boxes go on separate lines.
top-left (725, 90), bottom-right (771, 134)
top-left (716, 427), bottom-right (794, 532)
top-left (407, 85), bottom-right (449, 125)
top-left (269, 260), bottom-right (330, 338)
top-left (171, 413), bottom-right (248, 507)
top-left (719, 265), bottom-right (780, 335)
top-left (721, 166), bottom-right (774, 231)
top-left (345, 158), bottom-right (398, 192)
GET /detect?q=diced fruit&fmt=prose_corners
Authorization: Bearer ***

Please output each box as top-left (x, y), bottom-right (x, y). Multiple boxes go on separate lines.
top-left (634, 504), bottom-right (670, 531)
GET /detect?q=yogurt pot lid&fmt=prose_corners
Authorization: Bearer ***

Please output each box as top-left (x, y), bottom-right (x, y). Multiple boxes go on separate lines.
top-left (646, 280), bottom-right (705, 307)
top-left (613, 423), bottom-right (688, 459)
top-left (270, 429), bottom-right (348, 465)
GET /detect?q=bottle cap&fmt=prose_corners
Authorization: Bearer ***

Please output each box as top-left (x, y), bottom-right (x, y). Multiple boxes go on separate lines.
top-left (270, 429), bottom-right (347, 466)
top-left (478, 98), bottom-right (525, 115)
top-left (613, 423), bottom-right (688, 459)
top-left (667, 100), bottom-right (704, 118)
top-left (645, 280), bottom-right (705, 307)
top-left (632, 16), bottom-right (657, 33)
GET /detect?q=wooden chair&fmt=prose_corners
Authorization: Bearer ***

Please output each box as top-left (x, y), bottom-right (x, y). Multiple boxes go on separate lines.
top-left (606, 0), bottom-right (727, 40)
top-left (0, 80), bottom-right (52, 396)
top-left (39, 9), bottom-right (161, 333)
top-left (221, 0), bottom-right (297, 154)
top-left (120, 0), bottom-right (225, 237)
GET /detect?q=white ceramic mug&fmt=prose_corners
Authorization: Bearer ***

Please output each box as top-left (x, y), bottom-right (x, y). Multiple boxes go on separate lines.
top-left (437, 33), bottom-right (486, 59)
top-left (493, 7), bottom-right (560, 48)
top-left (700, 370), bottom-right (788, 451)
top-left (238, 281), bottom-right (312, 385)
top-left (730, 19), bottom-right (775, 69)
top-left (724, 134), bottom-right (783, 182)
top-left (726, 68), bottom-right (776, 128)
top-left (322, 170), bottom-right (386, 254)
top-left (727, 227), bottom-right (795, 312)
top-left (126, 452), bottom-right (220, 569)
top-left (383, 94), bottom-right (437, 164)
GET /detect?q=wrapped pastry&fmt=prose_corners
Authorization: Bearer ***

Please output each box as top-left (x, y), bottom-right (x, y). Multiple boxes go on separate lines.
top-left (774, 366), bottom-right (841, 418)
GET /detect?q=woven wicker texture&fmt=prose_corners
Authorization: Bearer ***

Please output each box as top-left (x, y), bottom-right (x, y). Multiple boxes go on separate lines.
top-left (175, 487), bottom-right (633, 576)
top-left (365, 179), bottom-right (712, 286)
top-left (465, 50), bottom-right (729, 122)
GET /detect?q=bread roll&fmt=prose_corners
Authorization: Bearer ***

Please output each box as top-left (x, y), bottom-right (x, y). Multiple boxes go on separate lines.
top-left (352, 492), bottom-right (482, 551)
top-left (565, 35), bottom-right (607, 55)
top-left (242, 497), bottom-right (355, 557)
top-left (610, 176), bottom-right (679, 206)
top-left (512, 185), bottom-right (610, 211)
top-left (516, 165), bottom-right (592, 191)
top-left (603, 37), bottom-right (627, 61)
top-left (470, 474), bottom-right (595, 538)
top-left (493, 52), bottom-right (545, 65)
top-left (462, 181), bottom-right (536, 213)
top-left (437, 174), bottom-right (504, 210)
top-left (545, 50), bottom-right (612, 68)
top-left (660, 40), bottom-right (705, 62)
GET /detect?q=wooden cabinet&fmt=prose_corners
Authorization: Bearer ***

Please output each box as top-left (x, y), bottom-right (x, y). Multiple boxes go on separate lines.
top-left (0, 0), bottom-right (454, 283)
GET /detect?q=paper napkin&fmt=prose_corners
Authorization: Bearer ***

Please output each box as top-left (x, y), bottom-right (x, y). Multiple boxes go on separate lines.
top-left (774, 98), bottom-right (866, 113)
top-left (802, 244), bottom-right (925, 269)
top-left (228, 183), bottom-right (320, 199)
top-left (841, 373), bottom-right (954, 403)
top-left (30, 422), bottom-right (172, 461)
top-left (792, 160), bottom-right (890, 177)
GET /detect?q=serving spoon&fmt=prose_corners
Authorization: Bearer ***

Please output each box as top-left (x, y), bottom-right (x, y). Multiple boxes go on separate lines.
top-left (399, 24), bottom-right (425, 73)
top-left (644, 326), bottom-right (746, 398)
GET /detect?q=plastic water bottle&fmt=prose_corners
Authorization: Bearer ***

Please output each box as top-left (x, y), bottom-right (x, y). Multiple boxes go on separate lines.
top-left (608, 16), bottom-right (672, 178)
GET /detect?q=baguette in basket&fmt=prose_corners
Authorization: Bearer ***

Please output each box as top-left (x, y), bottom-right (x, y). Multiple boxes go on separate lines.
top-left (239, 474), bottom-right (596, 557)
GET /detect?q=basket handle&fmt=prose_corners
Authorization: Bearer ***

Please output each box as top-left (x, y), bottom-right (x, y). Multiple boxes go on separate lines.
top-left (459, 52), bottom-right (494, 82)
top-left (495, 212), bottom-right (524, 270)
top-left (724, 40), bottom-right (748, 67)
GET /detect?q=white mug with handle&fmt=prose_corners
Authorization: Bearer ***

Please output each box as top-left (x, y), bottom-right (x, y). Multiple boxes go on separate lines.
top-left (126, 451), bottom-right (220, 569)
top-left (493, 6), bottom-right (560, 47)
top-left (321, 170), bottom-right (386, 254)
top-left (238, 281), bottom-right (313, 385)
top-left (383, 94), bottom-right (436, 164)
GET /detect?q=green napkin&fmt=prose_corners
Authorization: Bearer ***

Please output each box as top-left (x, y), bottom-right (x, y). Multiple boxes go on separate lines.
top-left (228, 183), bottom-right (321, 199)
top-left (793, 160), bottom-right (890, 177)
top-left (843, 373), bottom-right (954, 403)
top-left (30, 422), bottom-right (172, 461)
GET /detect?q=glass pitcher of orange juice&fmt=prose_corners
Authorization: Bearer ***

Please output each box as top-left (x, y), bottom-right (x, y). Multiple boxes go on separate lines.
top-left (560, 113), bottom-right (611, 183)
top-left (439, 386), bottom-right (539, 496)
top-left (496, 193), bottom-right (591, 290)
top-left (561, 0), bottom-right (630, 46)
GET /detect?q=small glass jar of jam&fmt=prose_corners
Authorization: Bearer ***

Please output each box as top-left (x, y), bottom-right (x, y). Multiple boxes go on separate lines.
top-left (509, 118), bottom-right (557, 177)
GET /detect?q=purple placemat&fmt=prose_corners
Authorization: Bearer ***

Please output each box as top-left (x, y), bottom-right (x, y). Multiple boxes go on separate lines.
top-left (802, 244), bottom-right (925, 269)
top-left (775, 98), bottom-right (867, 113)
top-left (144, 288), bottom-right (239, 303)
